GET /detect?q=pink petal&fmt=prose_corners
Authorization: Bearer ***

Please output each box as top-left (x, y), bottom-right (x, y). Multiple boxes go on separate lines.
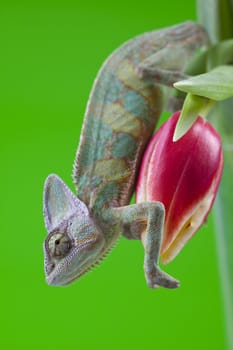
top-left (136, 111), bottom-right (223, 263)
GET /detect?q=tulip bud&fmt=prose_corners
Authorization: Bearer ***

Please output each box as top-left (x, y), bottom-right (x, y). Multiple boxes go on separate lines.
top-left (136, 111), bottom-right (223, 264)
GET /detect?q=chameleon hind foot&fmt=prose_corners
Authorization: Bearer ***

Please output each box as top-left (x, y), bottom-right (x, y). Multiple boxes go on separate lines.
top-left (135, 47), bottom-right (189, 87)
top-left (145, 265), bottom-right (180, 289)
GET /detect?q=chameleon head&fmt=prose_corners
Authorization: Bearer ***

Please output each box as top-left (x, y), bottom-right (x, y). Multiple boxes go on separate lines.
top-left (43, 174), bottom-right (105, 286)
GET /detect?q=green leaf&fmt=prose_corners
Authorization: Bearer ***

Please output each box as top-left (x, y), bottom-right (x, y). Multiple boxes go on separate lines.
top-left (173, 93), bottom-right (215, 141)
top-left (174, 65), bottom-right (233, 101)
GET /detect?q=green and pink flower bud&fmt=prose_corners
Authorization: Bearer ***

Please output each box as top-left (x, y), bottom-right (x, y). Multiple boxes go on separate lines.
top-left (136, 111), bottom-right (223, 264)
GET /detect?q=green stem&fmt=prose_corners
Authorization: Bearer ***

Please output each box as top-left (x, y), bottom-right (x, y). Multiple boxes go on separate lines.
top-left (212, 100), bottom-right (233, 350)
top-left (214, 172), bottom-right (233, 350)
top-left (197, 0), bottom-right (233, 43)
top-left (197, 1), bottom-right (233, 349)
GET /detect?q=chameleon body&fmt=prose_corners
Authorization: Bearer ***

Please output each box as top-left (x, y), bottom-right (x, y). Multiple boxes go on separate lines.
top-left (43, 22), bottom-right (208, 288)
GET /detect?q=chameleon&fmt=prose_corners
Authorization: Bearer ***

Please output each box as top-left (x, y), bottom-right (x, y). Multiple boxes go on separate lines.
top-left (43, 21), bottom-right (208, 288)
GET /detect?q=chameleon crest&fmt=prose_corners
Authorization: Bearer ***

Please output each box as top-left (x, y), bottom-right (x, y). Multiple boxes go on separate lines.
top-left (43, 22), bottom-right (208, 288)
top-left (44, 175), bottom-right (106, 285)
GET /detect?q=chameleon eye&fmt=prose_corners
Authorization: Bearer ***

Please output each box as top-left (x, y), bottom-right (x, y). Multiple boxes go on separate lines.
top-left (48, 233), bottom-right (71, 257)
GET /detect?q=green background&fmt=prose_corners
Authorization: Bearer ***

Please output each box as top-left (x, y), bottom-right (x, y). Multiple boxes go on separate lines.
top-left (1, 1), bottom-right (225, 349)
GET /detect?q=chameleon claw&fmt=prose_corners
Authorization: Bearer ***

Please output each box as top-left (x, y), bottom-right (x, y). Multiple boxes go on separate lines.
top-left (145, 266), bottom-right (180, 289)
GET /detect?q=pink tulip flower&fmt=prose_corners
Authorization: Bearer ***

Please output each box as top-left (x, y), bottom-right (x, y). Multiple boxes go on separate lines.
top-left (136, 111), bottom-right (223, 264)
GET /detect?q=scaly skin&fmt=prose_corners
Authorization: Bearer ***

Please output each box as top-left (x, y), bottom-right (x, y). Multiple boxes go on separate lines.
top-left (43, 22), bottom-right (208, 288)
top-left (73, 21), bottom-right (208, 209)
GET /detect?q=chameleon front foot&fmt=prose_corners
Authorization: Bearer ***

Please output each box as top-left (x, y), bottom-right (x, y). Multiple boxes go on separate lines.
top-left (144, 265), bottom-right (180, 289)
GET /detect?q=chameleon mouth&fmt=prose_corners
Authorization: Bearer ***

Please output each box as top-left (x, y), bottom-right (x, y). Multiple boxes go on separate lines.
top-left (45, 236), bottom-right (120, 286)
top-left (45, 241), bottom-right (97, 286)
